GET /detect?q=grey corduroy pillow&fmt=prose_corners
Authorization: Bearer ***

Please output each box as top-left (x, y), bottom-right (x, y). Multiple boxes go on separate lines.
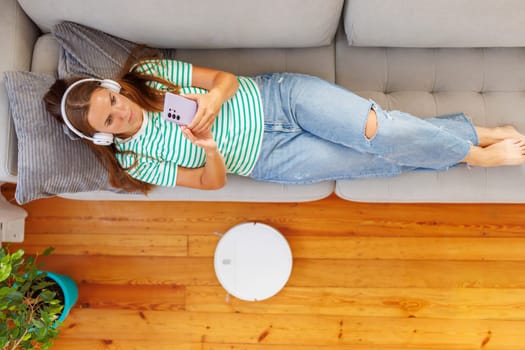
top-left (3, 71), bottom-right (111, 204)
top-left (53, 21), bottom-right (176, 79)
top-left (53, 21), bottom-right (138, 79)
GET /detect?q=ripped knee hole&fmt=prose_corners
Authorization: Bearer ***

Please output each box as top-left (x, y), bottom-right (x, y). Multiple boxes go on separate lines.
top-left (365, 109), bottom-right (378, 139)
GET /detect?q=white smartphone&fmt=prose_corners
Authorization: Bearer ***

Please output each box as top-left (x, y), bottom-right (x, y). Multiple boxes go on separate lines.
top-left (162, 92), bottom-right (198, 125)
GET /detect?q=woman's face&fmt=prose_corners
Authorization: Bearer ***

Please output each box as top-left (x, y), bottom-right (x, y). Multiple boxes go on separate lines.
top-left (86, 88), bottom-right (143, 137)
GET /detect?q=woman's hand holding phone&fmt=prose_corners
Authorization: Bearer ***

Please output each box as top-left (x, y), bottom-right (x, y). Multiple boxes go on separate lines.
top-left (185, 91), bottom-right (223, 134)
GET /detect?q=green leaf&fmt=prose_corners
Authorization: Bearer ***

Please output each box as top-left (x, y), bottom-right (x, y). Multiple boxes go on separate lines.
top-left (39, 290), bottom-right (56, 303)
top-left (32, 319), bottom-right (45, 329)
top-left (0, 286), bottom-right (14, 298)
top-left (0, 260), bottom-right (11, 282)
top-left (11, 326), bottom-right (20, 338)
top-left (11, 249), bottom-right (25, 261)
top-left (6, 290), bottom-right (24, 303)
top-left (47, 304), bottom-right (64, 316)
top-left (42, 247), bottom-right (55, 256)
top-left (25, 255), bottom-right (35, 268)
top-left (32, 280), bottom-right (54, 293)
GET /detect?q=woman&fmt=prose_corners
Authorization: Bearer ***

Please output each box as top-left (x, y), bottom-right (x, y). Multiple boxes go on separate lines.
top-left (44, 49), bottom-right (525, 193)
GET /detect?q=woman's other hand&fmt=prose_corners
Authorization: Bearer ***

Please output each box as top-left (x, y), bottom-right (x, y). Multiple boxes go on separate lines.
top-left (180, 125), bottom-right (217, 152)
top-left (178, 125), bottom-right (227, 190)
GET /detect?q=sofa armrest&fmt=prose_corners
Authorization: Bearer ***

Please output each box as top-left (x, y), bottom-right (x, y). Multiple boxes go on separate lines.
top-left (0, 0), bottom-right (40, 182)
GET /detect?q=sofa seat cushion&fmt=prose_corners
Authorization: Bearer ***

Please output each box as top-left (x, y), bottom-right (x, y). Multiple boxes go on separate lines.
top-left (345, 0), bottom-right (525, 48)
top-left (59, 175), bottom-right (334, 202)
top-left (18, 0), bottom-right (343, 49)
top-left (335, 167), bottom-right (525, 203)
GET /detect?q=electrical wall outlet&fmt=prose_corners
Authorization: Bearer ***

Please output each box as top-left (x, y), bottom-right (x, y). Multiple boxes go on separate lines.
top-left (0, 188), bottom-right (27, 243)
top-left (0, 219), bottom-right (25, 242)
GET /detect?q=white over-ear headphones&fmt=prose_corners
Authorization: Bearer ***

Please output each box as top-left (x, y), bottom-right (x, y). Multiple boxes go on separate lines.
top-left (60, 78), bottom-right (122, 146)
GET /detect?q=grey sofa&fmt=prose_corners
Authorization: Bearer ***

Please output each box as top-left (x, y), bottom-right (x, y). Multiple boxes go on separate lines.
top-left (1, 0), bottom-right (525, 203)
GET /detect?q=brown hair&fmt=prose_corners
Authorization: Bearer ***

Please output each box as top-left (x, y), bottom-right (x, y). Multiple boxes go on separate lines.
top-left (43, 46), bottom-right (180, 193)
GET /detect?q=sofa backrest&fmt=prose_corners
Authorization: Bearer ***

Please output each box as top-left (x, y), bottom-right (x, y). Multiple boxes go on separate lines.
top-left (345, 0), bottom-right (525, 47)
top-left (18, 0), bottom-right (344, 48)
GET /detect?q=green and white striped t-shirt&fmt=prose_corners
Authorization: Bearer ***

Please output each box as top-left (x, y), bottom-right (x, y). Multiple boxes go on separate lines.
top-left (114, 60), bottom-right (264, 187)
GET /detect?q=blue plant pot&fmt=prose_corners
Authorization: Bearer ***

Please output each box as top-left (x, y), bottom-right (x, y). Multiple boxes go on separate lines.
top-left (44, 271), bottom-right (79, 323)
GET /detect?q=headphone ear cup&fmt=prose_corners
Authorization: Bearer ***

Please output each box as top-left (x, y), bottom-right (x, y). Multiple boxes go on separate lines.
top-left (100, 79), bottom-right (121, 93)
top-left (92, 132), bottom-right (114, 146)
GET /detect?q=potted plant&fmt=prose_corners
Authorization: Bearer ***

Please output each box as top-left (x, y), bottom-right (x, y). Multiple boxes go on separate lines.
top-left (0, 246), bottom-right (78, 350)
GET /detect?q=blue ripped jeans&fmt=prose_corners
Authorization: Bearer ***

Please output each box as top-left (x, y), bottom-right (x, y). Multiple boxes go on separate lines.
top-left (249, 73), bottom-right (478, 184)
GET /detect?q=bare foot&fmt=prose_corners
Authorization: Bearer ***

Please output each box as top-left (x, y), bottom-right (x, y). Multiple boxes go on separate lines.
top-left (476, 125), bottom-right (525, 147)
top-left (463, 139), bottom-right (525, 167)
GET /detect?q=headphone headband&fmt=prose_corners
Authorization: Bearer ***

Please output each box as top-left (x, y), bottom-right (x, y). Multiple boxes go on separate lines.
top-left (60, 78), bottom-right (121, 146)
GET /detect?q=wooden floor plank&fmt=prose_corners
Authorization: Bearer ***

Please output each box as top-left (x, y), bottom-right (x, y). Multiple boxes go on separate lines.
top-left (186, 286), bottom-right (525, 320)
top-left (37, 255), bottom-right (216, 286)
top-left (189, 235), bottom-right (525, 260)
top-left (16, 233), bottom-right (525, 261)
top-left (52, 340), bottom-right (460, 350)
top-left (51, 339), bottom-right (198, 350)
top-left (197, 345), bottom-right (487, 350)
top-left (77, 284), bottom-right (186, 311)
top-left (34, 255), bottom-right (525, 288)
top-left (286, 259), bottom-right (525, 288)
top-left (10, 232), bottom-right (188, 257)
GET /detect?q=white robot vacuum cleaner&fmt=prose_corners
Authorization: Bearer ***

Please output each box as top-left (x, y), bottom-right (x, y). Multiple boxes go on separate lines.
top-left (214, 222), bottom-right (293, 301)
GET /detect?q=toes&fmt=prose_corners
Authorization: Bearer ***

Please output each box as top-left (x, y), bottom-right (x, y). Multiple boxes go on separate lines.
top-left (505, 139), bottom-right (525, 147)
top-left (516, 140), bottom-right (525, 150)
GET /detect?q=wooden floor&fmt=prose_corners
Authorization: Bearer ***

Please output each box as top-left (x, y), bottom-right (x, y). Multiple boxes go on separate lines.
top-left (3, 183), bottom-right (525, 350)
